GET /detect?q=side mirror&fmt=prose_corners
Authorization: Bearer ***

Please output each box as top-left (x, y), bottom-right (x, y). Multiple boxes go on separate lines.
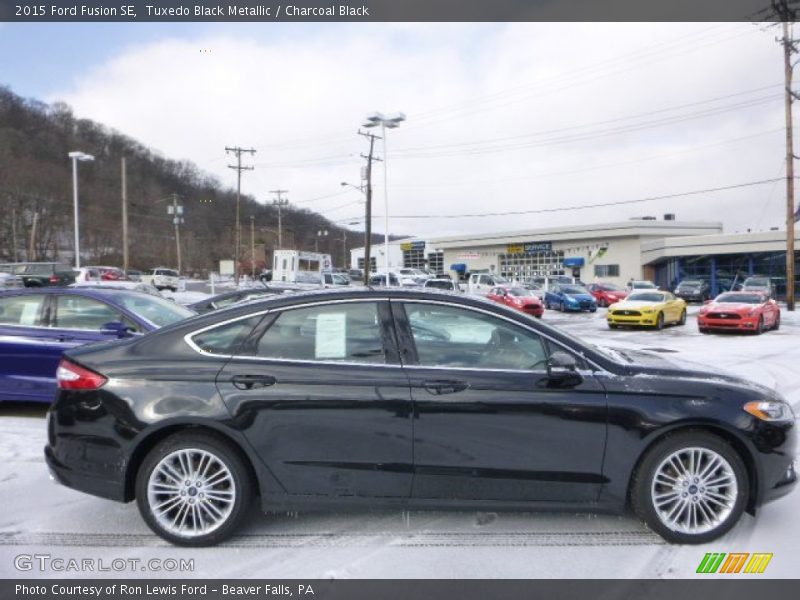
top-left (546, 351), bottom-right (583, 388)
top-left (101, 321), bottom-right (134, 338)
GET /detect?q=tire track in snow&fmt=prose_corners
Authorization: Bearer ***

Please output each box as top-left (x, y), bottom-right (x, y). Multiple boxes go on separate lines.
top-left (0, 530), bottom-right (664, 548)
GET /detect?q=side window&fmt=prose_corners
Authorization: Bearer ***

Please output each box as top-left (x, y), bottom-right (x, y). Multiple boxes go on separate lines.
top-left (404, 303), bottom-right (547, 370)
top-left (53, 296), bottom-right (122, 330)
top-left (256, 302), bottom-right (385, 364)
top-left (478, 275), bottom-right (490, 285)
top-left (191, 315), bottom-right (264, 355)
top-left (0, 295), bottom-right (47, 326)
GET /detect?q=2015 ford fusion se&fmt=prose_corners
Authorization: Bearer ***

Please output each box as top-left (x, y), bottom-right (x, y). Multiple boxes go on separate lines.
top-left (44, 288), bottom-right (796, 546)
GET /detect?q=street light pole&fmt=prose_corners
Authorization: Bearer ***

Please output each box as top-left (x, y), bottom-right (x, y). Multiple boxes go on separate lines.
top-left (363, 112), bottom-right (405, 286)
top-left (68, 151), bottom-right (95, 269)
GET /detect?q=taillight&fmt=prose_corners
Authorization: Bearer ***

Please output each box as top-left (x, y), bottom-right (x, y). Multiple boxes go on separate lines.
top-left (56, 359), bottom-right (107, 390)
top-left (49, 275), bottom-right (59, 284)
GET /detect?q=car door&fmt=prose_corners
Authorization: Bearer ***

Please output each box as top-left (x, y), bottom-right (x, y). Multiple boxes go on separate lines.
top-left (215, 299), bottom-right (414, 499)
top-left (0, 293), bottom-right (66, 402)
top-left (662, 293), bottom-right (681, 321)
top-left (393, 300), bottom-right (608, 503)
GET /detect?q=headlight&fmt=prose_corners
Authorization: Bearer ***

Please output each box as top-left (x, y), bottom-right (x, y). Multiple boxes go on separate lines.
top-left (744, 401), bottom-right (795, 422)
top-left (566, 296), bottom-right (577, 304)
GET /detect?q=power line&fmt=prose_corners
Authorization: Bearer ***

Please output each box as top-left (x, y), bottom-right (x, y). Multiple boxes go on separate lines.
top-left (226, 145), bottom-right (256, 281)
top-left (335, 178), bottom-right (786, 221)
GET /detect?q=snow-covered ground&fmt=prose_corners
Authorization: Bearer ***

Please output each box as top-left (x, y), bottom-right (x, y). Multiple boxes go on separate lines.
top-left (0, 306), bottom-right (797, 579)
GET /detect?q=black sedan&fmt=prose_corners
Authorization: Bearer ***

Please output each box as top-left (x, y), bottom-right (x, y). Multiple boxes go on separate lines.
top-left (45, 288), bottom-right (796, 546)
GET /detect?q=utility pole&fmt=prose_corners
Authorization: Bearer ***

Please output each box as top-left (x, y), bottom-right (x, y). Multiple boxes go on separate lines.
top-left (167, 194), bottom-right (184, 273)
top-left (784, 18), bottom-right (798, 310)
top-left (269, 189), bottom-right (289, 248)
top-left (250, 215), bottom-right (256, 279)
top-left (226, 145), bottom-right (256, 283)
top-left (11, 206), bottom-right (19, 262)
top-left (358, 130), bottom-right (381, 280)
top-left (29, 211), bottom-right (38, 261)
top-left (121, 157), bottom-right (129, 273)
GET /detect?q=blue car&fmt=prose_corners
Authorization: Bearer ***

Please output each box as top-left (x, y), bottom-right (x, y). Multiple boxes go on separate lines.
top-left (544, 283), bottom-right (597, 312)
top-left (0, 288), bottom-right (195, 403)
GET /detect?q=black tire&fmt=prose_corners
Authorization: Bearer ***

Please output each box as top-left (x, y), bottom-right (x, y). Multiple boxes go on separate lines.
top-left (755, 316), bottom-right (764, 335)
top-left (655, 312), bottom-right (665, 330)
top-left (678, 309), bottom-right (687, 326)
top-left (773, 313), bottom-right (780, 331)
top-left (135, 432), bottom-right (253, 547)
top-left (609, 323), bottom-right (618, 329)
top-left (699, 327), bottom-right (709, 334)
top-left (598, 298), bottom-right (607, 308)
top-left (630, 430), bottom-right (749, 544)
top-left (171, 287), bottom-right (178, 292)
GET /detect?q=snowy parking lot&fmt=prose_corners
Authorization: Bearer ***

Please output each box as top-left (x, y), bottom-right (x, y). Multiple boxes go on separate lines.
top-left (1, 304), bottom-right (798, 579)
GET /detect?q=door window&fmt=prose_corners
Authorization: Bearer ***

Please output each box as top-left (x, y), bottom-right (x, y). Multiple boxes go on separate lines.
top-left (256, 302), bottom-right (385, 363)
top-left (404, 303), bottom-right (547, 370)
top-left (191, 315), bottom-right (264, 355)
top-left (0, 295), bottom-right (47, 326)
top-left (53, 295), bottom-right (123, 330)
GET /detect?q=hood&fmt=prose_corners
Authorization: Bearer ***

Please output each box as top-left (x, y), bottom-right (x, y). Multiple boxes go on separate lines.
top-left (564, 293), bottom-right (594, 301)
top-left (703, 302), bottom-right (758, 312)
top-left (611, 300), bottom-right (659, 309)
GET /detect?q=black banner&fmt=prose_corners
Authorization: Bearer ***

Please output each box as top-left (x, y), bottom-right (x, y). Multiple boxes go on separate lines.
top-left (3, 580), bottom-right (799, 600)
top-left (0, 0), bottom-right (791, 23)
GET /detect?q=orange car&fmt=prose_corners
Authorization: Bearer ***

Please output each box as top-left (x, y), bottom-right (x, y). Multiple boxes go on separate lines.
top-left (698, 291), bottom-right (780, 334)
top-left (487, 286), bottom-right (544, 318)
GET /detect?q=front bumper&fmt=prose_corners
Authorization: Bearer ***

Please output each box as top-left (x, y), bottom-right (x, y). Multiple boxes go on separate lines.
top-left (698, 315), bottom-right (758, 331)
top-left (607, 313), bottom-right (658, 326)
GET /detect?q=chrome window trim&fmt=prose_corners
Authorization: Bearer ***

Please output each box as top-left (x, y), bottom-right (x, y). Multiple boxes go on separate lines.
top-left (183, 296), bottom-right (608, 374)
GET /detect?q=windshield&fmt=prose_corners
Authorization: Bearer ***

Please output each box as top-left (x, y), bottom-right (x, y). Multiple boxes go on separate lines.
top-left (627, 292), bottom-right (665, 303)
top-left (743, 278), bottom-right (770, 287)
top-left (632, 281), bottom-right (657, 288)
top-left (561, 285), bottom-right (588, 294)
top-left (678, 280), bottom-right (703, 287)
top-left (491, 275), bottom-right (508, 284)
top-left (716, 293), bottom-right (764, 304)
top-left (115, 292), bottom-right (195, 327)
top-left (600, 283), bottom-right (624, 291)
top-left (508, 287), bottom-right (534, 297)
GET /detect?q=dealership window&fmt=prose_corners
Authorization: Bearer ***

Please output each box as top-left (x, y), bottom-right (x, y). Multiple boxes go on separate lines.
top-left (594, 264), bottom-right (620, 278)
top-left (357, 257), bottom-right (377, 272)
top-left (403, 247), bottom-right (426, 269)
top-left (404, 302), bottom-right (547, 370)
top-left (427, 252), bottom-right (443, 273)
top-left (498, 250), bottom-right (565, 280)
top-left (255, 302), bottom-right (385, 363)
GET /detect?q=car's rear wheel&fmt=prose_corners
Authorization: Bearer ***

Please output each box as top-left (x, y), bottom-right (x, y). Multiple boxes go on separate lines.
top-left (631, 431), bottom-right (748, 544)
top-left (773, 313), bottom-right (780, 330)
top-left (135, 432), bottom-right (253, 546)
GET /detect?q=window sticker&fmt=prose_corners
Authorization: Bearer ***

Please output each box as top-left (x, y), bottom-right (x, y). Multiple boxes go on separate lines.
top-left (315, 313), bottom-right (347, 358)
top-left (20, 301), bottom-right (40, 325)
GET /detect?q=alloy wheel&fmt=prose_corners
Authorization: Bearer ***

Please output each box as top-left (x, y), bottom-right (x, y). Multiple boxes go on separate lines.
top-left (147, 448), bottom-right (236, 538)
top-left (650, 447), bottom-right (737, 535)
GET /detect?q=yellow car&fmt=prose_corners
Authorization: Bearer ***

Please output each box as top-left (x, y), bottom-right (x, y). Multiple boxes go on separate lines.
top-left (607, 290), bottom-right (687, 330)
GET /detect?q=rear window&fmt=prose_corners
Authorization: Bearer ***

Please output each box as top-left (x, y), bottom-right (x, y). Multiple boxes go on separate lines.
top-left (155, 269), bottom-right (179, 277)
top-left (191, 315), bottom-right (264, 355)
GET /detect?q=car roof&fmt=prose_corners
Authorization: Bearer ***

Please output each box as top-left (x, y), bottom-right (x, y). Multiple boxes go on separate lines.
top-left (0, 287), bottom-right (156, 301)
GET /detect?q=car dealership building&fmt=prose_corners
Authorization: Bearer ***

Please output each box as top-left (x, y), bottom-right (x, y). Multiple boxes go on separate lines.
top-left (350, 217), bottom-right (800, 298)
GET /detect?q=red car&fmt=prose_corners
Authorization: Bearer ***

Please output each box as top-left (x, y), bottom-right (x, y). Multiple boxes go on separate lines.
top-left (698, 291), bottom-right (780, 334)
top-left (86, 266), bottom-right (128, 281)
top-left (487, 286), bottom-right (544, 318)
top-left (587, 282), bottom-right (628, 307)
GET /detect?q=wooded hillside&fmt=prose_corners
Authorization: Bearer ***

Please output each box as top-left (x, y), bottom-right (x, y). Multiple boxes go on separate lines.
top-left (0, 86), bottom-right (375, 273)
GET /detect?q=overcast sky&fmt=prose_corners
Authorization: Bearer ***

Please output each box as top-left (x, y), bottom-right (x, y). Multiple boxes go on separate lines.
top-left (1, 22), bottom-right (793, 239)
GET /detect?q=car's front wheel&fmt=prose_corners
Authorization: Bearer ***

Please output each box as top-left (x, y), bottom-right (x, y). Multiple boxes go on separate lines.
top-left (135, 432), bottom-right (253, 546)
top-left (678, 309), bottom-right (687, 326)
top-left (631, 431), bottom-right (748, 544)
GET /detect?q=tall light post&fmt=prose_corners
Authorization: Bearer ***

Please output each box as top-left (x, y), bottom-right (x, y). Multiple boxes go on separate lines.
top-left (68, 151), bottom-right (95, 268)
top-left (363, 112), bottom-right (405, 285)
top-left (316, 229), bottom-right (328, 253)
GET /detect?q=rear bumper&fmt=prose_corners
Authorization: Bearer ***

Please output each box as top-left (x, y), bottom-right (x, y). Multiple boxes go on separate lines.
top-left (45, 444), bottom-right (127, 502)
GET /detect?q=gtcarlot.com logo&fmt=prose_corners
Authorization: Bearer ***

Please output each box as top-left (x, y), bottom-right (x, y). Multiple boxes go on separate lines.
top-left (696, 553), bottom-right (773, 574)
